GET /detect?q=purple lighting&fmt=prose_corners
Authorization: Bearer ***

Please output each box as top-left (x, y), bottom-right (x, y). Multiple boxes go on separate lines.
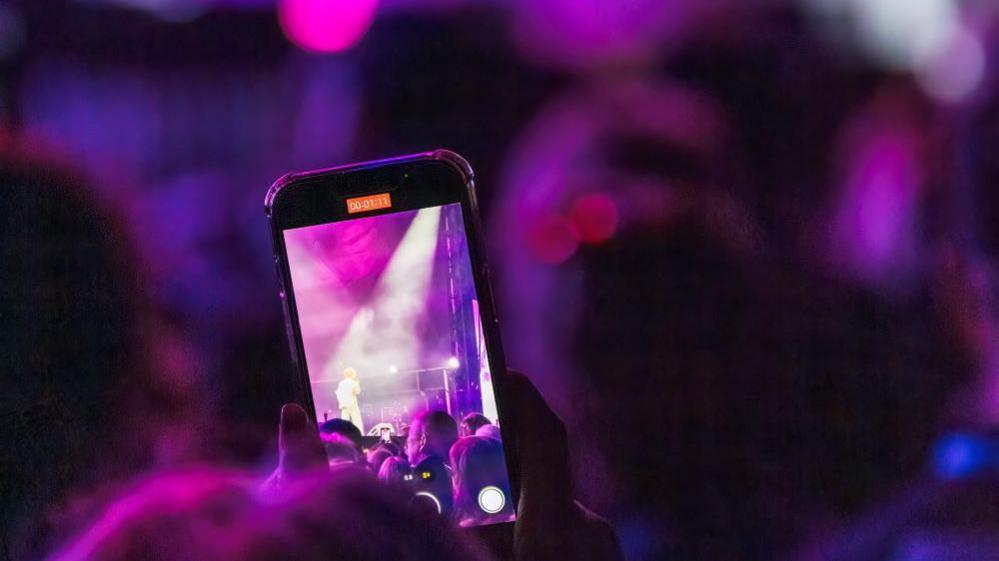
top-left (828, 125), bottom-right (921, 288)
top-left (279, 0), bottom-right (378, 54)
top-left (282, 203), bottom-right (496, 435)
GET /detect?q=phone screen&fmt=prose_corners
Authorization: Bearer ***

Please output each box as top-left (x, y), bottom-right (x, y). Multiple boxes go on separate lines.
top-left (282, 201), bottom-right (515, 527)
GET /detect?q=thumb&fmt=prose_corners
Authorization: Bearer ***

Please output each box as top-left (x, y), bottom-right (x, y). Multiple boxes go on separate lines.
top-left (503, 370), bottom-right (572, 560)
top-left (279, 403), bottom-right (327, 476)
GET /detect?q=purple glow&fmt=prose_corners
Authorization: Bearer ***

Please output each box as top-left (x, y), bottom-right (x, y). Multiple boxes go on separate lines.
top-left (50, 470), bottom-right (249, 561)
top-left (280, 202), bottom-right (514, 527)
top-left (282, 203), bottom-right (499, 436)
top-left (511, 0), bottom-right (717, 69)
top-left (279, 0), bottom-right (378, 54)
top-left (828, 126), bottom-right (921, 287)
top-left (284, 209), bottom-right (428, 390)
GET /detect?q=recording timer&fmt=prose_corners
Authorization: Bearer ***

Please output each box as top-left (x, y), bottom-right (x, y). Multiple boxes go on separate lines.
top-left (346, 192), bottom-right (392, 214)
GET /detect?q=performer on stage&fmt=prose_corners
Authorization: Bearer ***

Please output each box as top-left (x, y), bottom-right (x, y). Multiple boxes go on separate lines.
top-left (335, 367), bottom-right (363, 433)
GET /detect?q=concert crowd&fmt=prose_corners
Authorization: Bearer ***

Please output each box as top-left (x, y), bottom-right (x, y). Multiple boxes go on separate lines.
top-left (6, 1), bottom-right (999, 561)
top-left (313, 409), bottom-right (515, 528)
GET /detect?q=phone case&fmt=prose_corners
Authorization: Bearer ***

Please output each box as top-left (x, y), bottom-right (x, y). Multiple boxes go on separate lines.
top-left (263, 151), bottom-right (518, 520)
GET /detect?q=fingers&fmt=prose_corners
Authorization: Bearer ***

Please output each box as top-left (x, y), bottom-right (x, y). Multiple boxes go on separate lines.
top-left (572, 502), bottom-right (625, 561)
top-left (280, 402), bottom-right (311, 436)
top-left (279, 403), bottom-right (327, 477)
top-left (504, 370), bottom-right (570, 493)
top-left (504, 370), bottom-right (573, 561)
top-left (505, 370), bottom-right (567, 442)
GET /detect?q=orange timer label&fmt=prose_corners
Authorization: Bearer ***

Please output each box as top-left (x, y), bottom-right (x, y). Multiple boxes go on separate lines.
top-left (346, 193), bottom-right (392, 214)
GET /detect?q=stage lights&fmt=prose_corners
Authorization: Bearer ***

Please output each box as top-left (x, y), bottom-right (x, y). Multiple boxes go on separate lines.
top-left (802, 0), bottom-right (984, 103)
top-left (278, 0), bottom-right (378, 54)
top-left (916, 25), bottom-right (985, 103)
top-left (329, 207), bottom-right (441, 383)
top-left (526, 192), bottom-right (620, 264)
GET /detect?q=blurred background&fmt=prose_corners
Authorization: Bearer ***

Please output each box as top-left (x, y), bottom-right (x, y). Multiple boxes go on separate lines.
top-left (6, 0), bottom-right (999, 559)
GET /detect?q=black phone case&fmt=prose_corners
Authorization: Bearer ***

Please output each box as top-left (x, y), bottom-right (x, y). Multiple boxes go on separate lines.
top-left (264, 150), bottom-right (520, 529)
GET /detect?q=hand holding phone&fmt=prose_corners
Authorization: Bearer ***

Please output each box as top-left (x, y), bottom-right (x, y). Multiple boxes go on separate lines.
top-left (268, 371), bottom-right (622, 561)
top-left (265, 150), bottom-right (620, 558)
top-left (266, 150), bottom-right (517, 528)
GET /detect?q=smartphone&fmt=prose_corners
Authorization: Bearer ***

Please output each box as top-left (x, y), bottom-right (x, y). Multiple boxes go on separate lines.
top-left (265, 150), bottom-right (517, 529)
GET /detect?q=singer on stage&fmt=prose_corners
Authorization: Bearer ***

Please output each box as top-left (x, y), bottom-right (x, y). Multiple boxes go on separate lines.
top-left (335, 367), bottom-right (363, 433)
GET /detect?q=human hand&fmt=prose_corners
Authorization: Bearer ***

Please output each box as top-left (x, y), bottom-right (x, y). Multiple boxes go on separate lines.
top-left (503, 370), bottom-right (623, 561)
top-left (263, 374), bottom-right (622, 561)
top-left (261, 403), bottom-right (327, 492)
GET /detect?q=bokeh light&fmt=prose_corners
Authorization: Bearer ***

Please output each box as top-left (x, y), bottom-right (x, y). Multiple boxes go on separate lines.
top-left (525, 213), bottom-right (579, 264)
top-left (805, 0), bottom-right (960, 70)
top-left (279, 0), bottom-right (379, 54)
top-left (917, 25), bottom-right (986, 103)
top-left (569, 193), bottom-right (619, 244)
top-left (804, 0), bottom-right (985, 103)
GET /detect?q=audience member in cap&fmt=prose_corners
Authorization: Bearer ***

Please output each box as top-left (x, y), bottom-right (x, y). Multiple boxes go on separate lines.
top-left (460, 413), bottom-right (492, 438)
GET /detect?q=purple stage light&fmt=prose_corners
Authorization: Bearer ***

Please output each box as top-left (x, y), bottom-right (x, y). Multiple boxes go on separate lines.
top-left (284, 203), bottom-right (492, 431)
top-left (828, 124), bottom-right (921, 288)
top-left (278, 0), bottom-right (378, 54)
top-left (511, 0), bottom-right (718, 69)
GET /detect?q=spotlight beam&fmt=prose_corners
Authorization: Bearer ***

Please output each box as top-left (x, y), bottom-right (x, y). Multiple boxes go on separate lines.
top-left (324, 207), bottom-right (441, 379)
